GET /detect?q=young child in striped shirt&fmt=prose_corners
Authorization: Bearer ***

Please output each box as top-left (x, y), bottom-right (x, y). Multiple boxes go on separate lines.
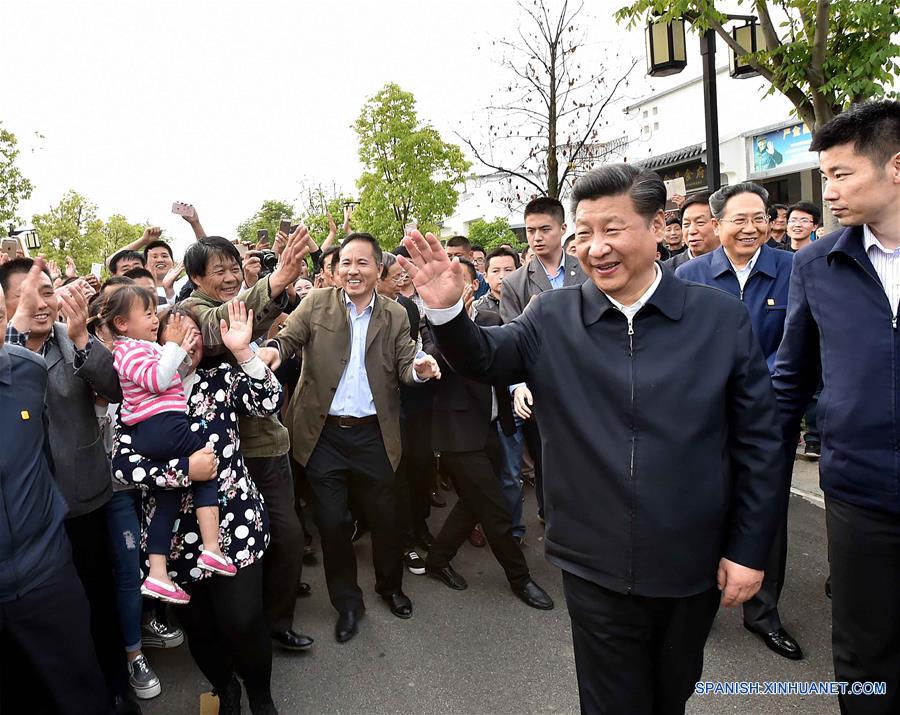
top-left (104, 286), bottom-right (235, 605)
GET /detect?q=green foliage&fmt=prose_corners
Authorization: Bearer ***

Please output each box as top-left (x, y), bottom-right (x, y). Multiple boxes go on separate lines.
top-left (31, 190), bottom-right (147, 274)
top-left (466, 217), bottom-right (520, 253)
top-left (0, 123), bottom-right (35, 230)
top-left (236, 199), bottom-right (296, 245)
top-left (353, 83), bottom-right (471, 247)
top-left (295, 183), bottom-right (356, 244)
top-left (615, 0), bottom-right (900, 130)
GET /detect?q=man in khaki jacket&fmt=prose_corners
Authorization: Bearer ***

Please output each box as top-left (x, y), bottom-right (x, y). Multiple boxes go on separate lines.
top-left (271, 233), bottom-right (439, 643)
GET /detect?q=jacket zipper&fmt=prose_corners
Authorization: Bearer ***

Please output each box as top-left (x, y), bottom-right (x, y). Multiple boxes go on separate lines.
top-left (627, 317), bottom-right (636, 594)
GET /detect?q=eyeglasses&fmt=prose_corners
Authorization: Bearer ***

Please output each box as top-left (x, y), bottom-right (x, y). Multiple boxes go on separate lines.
top-left (719, 216), bottom-right (769, 228)
top-left (787, 218), bottom-right (814, 225)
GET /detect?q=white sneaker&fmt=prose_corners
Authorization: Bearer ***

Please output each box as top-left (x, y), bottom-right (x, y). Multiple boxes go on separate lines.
top-left (128, 654), bottom-right (161, 699)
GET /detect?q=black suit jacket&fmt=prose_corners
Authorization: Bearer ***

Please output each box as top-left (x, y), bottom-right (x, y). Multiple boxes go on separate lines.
top-left (430, 270), bottom-right (785, 598)
top-left (426, 310), bottom-right (515, 453)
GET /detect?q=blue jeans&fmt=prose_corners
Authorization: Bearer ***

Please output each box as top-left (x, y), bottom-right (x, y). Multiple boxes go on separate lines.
top-left (106, 489), bottom-right (143, 653)
top-left (497, 421), bottom-right (525, 539)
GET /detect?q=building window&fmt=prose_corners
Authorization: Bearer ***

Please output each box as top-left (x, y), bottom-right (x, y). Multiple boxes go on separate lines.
top-left (653, 122), bottom-right (659, 130)
top-left (652, 106), bottom-right (658, 115)
top-left (643, 110), bottom-right (649, 118)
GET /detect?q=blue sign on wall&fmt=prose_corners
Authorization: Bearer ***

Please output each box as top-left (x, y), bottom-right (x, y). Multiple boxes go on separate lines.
top-left (751, 122), bottom-right (814, 174)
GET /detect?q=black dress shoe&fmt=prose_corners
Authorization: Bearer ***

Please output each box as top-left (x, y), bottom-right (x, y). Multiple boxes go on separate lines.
top-left (414, 529), bottom-right (435, 552)
top-left (511, 579), bottom-right (554, 610)
top-left (743, 623), bottom-right (804, 660)
top-left (297, 581), bottom-right (311, 598)
top-left (425, 563), bottom-right (468, 590)
top-left (429, 490), bottom-right (447, 508)
top-left (271, 629), bottom-right (314, 652)
top-left (335, 607), bottom-right (364, 643)
top-left (824, 575), bottom-right (831, 600)
top-left (381, 590), bottom-right (413, 619)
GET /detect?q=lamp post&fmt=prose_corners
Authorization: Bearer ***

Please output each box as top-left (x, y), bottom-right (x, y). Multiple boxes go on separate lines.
top-left (6, 225), bottom-right (40, 253)
top-left (645, 15), bottom-right (762, 194)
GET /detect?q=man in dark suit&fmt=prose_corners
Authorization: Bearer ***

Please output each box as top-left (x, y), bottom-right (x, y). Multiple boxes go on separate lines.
top-left (500, 197), bottom-right (586, 524)
top-left (773, 100), bottom-right (900, 715)
top-left (271, 234), bottom-right (441, 643)
top-left (399, 163), bottom-right (784, 714)
top-left (0, 269), bottom-right (109, 715)
top-left (662, 193), bottom-right (719, 272)
top-left (422, 258), bottom-right (553, 609)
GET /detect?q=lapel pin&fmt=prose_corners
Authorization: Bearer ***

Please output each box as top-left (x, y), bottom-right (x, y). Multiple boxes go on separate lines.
top-left (767, 298), bottom-right (775, 306)
top-left (570, 270), bottom-right (576, 276)
top-left (21, 410), bottom-right (30, 420)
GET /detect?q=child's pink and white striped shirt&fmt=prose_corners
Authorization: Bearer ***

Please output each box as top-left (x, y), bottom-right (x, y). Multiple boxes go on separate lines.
top-left (112, 338), bottom-right (189, 426)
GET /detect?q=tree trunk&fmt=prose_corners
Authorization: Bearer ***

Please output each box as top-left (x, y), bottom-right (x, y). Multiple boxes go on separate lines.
top-left (546, 43), bottom-right (559, 199)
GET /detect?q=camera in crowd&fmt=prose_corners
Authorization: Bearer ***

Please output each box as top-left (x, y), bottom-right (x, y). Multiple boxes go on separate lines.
top-left (250, 249), bottom-right (279, 276)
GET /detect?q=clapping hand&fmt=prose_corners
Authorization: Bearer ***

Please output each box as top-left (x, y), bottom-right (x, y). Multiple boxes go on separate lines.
top-left (398, 230), bottom-right (466, 309)
top-left (165, 313), bottom-right (192, 345)
top-left (269, 226), bottom-right (312, 297)
top-left (57, 284), bottom-right (91, 349)
top-left (65, 255), bottom-right (79, 279)
top-left (162, 260), bottom-right (184, 292)
top-left (220, 300), bottom-right (255, 363)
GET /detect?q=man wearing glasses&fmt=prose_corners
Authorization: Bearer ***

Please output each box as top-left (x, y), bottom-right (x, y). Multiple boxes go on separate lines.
top-left (785, 202), bottom-right (822, 253)
top-left (676, 182), bottom-right (799, 661)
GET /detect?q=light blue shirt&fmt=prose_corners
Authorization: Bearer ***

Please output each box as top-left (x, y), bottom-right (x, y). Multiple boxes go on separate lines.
top-left (329, 293), bottom-right (377, 418)
top-left (544, 253), bottom-right (566, 290)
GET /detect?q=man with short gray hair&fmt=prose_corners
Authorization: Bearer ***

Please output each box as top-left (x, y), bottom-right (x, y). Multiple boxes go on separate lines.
top-left (400, 163), bottom-right (785, 714)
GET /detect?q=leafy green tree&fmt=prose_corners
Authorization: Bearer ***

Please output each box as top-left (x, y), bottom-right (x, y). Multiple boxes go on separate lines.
top-left (615, 0), bottom-right (900, 130)
top-left (31, 191), bottom-right (147, 274)
top-left (296, 181), bottom-right (356, 244)
top-left (467, 217), bottom-right (521, 253)
top-left (353, 83), bottom-right (471, 247)
top-left (1, 123), bottom-right (35, 231)
top-left (236, 199), bottom-right (295, 245)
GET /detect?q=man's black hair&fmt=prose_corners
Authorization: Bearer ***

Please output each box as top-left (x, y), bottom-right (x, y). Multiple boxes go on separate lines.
top-left (810, 100), bottom-right (900, 168)
top-left (339, 233), bottom-right (383, 264)
top-left (184, 236), bottom-right (242, 280)
top-left (710, 183), bottom-right (770, 220)
top-left (570, 164), bottom-right (665, 221)
top-left (109, 250), bottom-right (146, 274)
top-left (446, 235), bottom-right (472, 252)
top-left (101, 276), bottom-right (135, 293)
top-left (679, 193), bottom-right (712, 222)
top-left (320, 245), bottom-right (340, 273)
top-left (0, 257), bottom-right (51, 293)
top-left (563, 234), bottom-right (576, 250)
top-left (786, 201), bottom-right (822, 225)
top-left (485, 246), bottom-right (521, 271)
top-left (665, 215), bottom-right (682, 227)
top-left (124, 267), bottom-right (156, 282)
top-left (767, 203), bottom-right (788, 221)
top-left (471, 244), bottom-right (485, 255)
top-left (392, 245), bottom-right (410, 259)
top-left (457, 256), bottom-right (478, 282)
top-left (524, 196), bottom-right (565, 225)
top-left (380, 252), bottom-right (397, 280)
top-left (143, 239), bottom-right (173, 260)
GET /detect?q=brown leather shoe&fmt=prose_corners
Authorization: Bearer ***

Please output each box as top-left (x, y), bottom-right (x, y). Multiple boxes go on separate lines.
top-left (468, 525), bottom-right (486, 548)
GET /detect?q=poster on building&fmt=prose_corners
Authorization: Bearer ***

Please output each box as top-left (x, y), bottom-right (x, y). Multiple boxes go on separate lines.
top-left (751, 122), bottom-right (814, 174)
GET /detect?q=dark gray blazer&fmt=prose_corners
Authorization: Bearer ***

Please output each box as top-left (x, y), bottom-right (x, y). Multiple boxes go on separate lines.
top-left (44, 323), bottom-right (121, 518)
top-left (499, 252), bottom-right (586, 324)
top-left (662, 249), bottom-right (691, 272)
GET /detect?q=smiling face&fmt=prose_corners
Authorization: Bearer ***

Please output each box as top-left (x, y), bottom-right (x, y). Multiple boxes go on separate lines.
top-left (4, 269), bottom-right (58, 339)
top-left (664, 222), bottom-right (684, 249)
top-left (376, 260), bottom-right (403, 300)
top-left (681, 202), bottom-right (719, 257)
top-left (574, 194), bottom-right (661, 306)
top-left (146, 246), bottom-right (174, 282)
top-left (820, 142), bottom-right (900, 230)
top-left (113, 257), bottom-right (144, 276)
top-left (338, 239), bottom-right (380, 305)
top-left (787, 209), bottom-right (818, 246)
top-left (193, 253), bottom-right (243, 302)
top-left (113, 293), bottom-right (160, 342)
top-left (713, 192), bottom-right (769, 267)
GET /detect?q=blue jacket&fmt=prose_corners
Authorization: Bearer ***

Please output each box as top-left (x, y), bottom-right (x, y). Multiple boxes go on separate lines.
top-left (0, 344), bottom-right (71, 602)
top-left (772, 225), bottom-right (899, 515)
top-left (676, 244), bottom-right (794, 374)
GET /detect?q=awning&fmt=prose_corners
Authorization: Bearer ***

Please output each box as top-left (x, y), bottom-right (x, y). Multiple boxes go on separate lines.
top-left (635, 143), bottom-right (704, 171)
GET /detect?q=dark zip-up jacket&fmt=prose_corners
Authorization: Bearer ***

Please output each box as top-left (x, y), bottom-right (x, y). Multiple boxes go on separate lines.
top-left (430, 271), bottom-right (785, 597)
top-left (772, 225), bottom-right (900, 514)
top-left (676, 244), bottom-right (794, 373)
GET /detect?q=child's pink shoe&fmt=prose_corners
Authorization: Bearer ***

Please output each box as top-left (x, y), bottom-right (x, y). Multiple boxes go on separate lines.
top-left (141, 576), bottom-right (190, 604)
top-left (198, 550), bottom-right (237, 577)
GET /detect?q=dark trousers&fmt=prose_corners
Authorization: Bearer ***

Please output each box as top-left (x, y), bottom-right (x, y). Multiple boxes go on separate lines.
top-left (742, 499), bottom-right (789, 633)
top-left (827, 496), bottom-right (900, 715)
top-left (0, 560), bottom-right (109, 715)
top-left (306, 421), bottom-right (403, 612)
top-left (245, 454), bottom-right (303, 633)
top-left (178, 560), bottom-right (273, 709)
top-left (427, 427), bottom-right (530, 587)
top-left (521, 415), bottom-right (544, 519)
top-left (563, 571), bottom-right (720, 715)
top-left (289, 455), bottom-right (313, 550)
top-left (396, 410), bottom-right (435, 549)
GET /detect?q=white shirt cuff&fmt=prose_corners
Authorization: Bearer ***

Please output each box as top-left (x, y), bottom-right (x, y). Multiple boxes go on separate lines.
top-left (424, 299), bottom-right (464, 326)
top-left (240, 355), bottom-right (268, 380)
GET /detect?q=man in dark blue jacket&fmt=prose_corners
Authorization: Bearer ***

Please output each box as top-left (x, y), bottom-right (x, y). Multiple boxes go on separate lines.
top-left (677, 182), bottom-right (800, 660)
top-left (773, 100), bottom-right (900, 715)
top-left (0, 272), bottom-right (108, 714)
top-left (400, 163), bottom-right (785, 715)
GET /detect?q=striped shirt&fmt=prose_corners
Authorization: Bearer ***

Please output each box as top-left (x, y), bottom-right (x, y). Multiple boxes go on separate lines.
top-left (863, 224), bottom-right (900, 318)
top-left (112, 338), bottom-right (188, 426)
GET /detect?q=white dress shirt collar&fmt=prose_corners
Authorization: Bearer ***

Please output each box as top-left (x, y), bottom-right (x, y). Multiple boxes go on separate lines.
top-left (603, 264), bottom-right (663, 324)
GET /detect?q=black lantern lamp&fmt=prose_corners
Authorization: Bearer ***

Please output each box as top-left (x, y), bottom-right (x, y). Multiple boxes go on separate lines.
top-left (23, 229), bottom-right (40, 251)
top-left (729, 19), bottom-right (765, 78)
top-left (645, 18), bottom-right (688, 77)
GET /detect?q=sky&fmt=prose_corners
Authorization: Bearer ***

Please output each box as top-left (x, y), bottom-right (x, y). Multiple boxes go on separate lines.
top-left (3, 0), bottom-right (684, 250)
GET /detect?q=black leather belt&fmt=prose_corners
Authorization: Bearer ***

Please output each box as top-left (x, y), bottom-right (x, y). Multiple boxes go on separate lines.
top-left (325, 414), bottom-right (378, 429)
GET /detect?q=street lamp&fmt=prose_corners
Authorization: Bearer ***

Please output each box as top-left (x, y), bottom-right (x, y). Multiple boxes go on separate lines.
top-left (641, 14), bottom-right (759, 193)
top-left (6, 225), bottom-right (40, 252)
top-left (730, 20), bottom-right (766, 79)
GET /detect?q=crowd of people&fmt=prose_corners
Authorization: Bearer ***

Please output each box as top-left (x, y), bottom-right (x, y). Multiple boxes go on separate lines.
top-left (0, 99), bottom-right (897, 715)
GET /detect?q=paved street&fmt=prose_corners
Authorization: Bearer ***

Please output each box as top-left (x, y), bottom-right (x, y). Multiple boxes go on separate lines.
top-left (143, 457), bottom-right (837, 714)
